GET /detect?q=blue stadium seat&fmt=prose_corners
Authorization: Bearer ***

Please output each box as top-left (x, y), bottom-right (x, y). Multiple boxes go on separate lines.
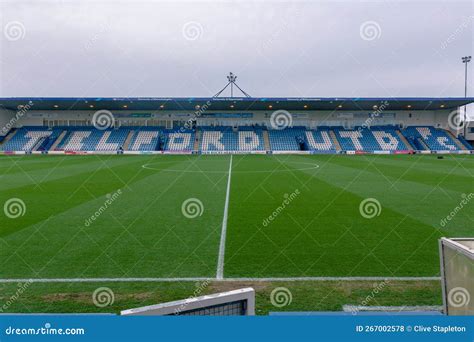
top-left (305, 129), bottom-right (336, 151)
top-left (200, 127), bottom-right (264, 152)
top-left (457, 135), bottom-right (473, 150)
top-left (123, 127), bottom-right (195, 151)
top-left (268, 127), bottom-right (307, 151)
top-left (162, 129), bottom-right (195, 151)
top-left (0, 127), bottom-right (62, 152)
top-left (128, 128), bottom-right (161, 151)
top-left (1, 125), bottom-right (467, 153)
top-left (57, 128), bottom-right (129, 151)
top-left (402, 126), bottom-right (460, 151)
top-left (333, 126), bottom-right (408, 151)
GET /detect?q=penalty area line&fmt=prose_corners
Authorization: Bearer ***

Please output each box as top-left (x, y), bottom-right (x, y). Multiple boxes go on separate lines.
top-left (216, 154), bottom-right (233, 280)
top-left (0, 276), bottom-right (440, 283)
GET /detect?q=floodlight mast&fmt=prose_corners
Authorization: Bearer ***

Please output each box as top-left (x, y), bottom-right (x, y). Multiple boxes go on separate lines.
top-left (214, 72), bottom-right (251, 98)
top-left (462, 56), bottom-right (471, 98)
top-left (462, 56), bottom-right (471, 136)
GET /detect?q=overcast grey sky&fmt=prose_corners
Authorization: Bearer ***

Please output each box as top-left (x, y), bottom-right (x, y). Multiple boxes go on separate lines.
top-left (0, 0), bottom-right (472, 99)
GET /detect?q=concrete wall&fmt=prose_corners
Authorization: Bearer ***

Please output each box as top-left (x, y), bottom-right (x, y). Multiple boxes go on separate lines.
top-left (0, 108), bottom-right (18, 137)
top-left (465, 122), bottom-right (474, 141)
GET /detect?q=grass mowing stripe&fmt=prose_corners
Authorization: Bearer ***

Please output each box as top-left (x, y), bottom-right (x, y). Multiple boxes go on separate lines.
top-left (224, 155), bottom-right (464, 277)
top-left (217, 155), bottom-right (233, 279)
top-left (0, 157), bottom-right (174, 238)
top-left (0, 156), bottom-right (228, 278)
top-left (0, 156), bottom-right (148, 192)
top-left (294, 155), bottom-right (472, 232)
top-left (326, 155), bottom-right (473, 194)
top-left (1, 155), bottom-right (472, 280)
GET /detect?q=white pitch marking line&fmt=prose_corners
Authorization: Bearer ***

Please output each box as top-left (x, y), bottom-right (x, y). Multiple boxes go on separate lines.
top-left (216, 155), bottom-right (233, 280)
top-left (342, 304), bottom-right (443, 312)
top-left (0, 276), bottom-right (440, 283)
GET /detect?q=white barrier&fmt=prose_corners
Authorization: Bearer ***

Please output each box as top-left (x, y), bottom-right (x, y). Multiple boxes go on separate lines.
top-left (439, 238), bottom-right (474, 316)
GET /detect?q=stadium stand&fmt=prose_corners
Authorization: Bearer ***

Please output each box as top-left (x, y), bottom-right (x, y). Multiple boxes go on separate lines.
top-left (163, 129), bottom-right (195, 151)
top-left (305, 129), bottom-right (336, 151)
top-left (458, 135), bottom-right (473, 150)
top-left (402, 126), bottom-right (463, 151)
top-left (332, 126), bottom-right (409, 151)
top-left (0, 127), bottom-right (62, 152)
top-left (200, 127), bottom-right (264, 152)
top-left (268, 127), bottom-right (307, 151)
top-left (1, 125), bottom-right (471, 153)
top-left (128, 128), bottom-right (161, 151)
top-left (57, 128), bottom-right (129, 151)
top-left (334, 127), bottom-right (408, 151)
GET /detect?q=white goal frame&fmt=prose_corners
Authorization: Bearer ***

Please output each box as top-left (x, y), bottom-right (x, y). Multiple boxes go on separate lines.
top-left (120, 287), bottom-right (255, 316)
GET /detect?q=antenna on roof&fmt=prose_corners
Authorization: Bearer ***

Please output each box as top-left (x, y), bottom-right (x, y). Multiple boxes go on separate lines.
top-left (213, 72), bottom-right (251, 98)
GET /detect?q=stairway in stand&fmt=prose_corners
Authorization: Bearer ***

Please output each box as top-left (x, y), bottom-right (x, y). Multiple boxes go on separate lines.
top-left (49, 130), bottom-right (67, 151)
top-left (396, 130), bottom-right (414, 150)
top-left (263, 130), bottom-right (271, 151)
top-left (123, 130), bottom-right (135, 150)
top-left (328, 130), bottom-right (341, 151)
top-left (0, 129), bottom-right (18, 146)
top-left (193, 129), bottom-right (201, 151)
top-left (444, 130), bottom-right (467, 150)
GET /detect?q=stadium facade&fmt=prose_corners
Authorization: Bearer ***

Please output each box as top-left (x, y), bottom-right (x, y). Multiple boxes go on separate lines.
top-left (0, 97), bottom-right (474, 154)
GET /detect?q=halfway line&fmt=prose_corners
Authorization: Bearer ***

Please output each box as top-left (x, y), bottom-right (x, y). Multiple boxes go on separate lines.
top-left (216, 154), bottom-right (233, 279)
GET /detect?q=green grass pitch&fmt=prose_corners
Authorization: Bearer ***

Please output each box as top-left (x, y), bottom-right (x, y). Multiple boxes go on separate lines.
top-left (0, 154), bottom-right (473, 280)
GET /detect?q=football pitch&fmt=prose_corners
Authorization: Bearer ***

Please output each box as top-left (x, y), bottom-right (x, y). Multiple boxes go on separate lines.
top-left (1, 153), bottom-right (472, 282)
